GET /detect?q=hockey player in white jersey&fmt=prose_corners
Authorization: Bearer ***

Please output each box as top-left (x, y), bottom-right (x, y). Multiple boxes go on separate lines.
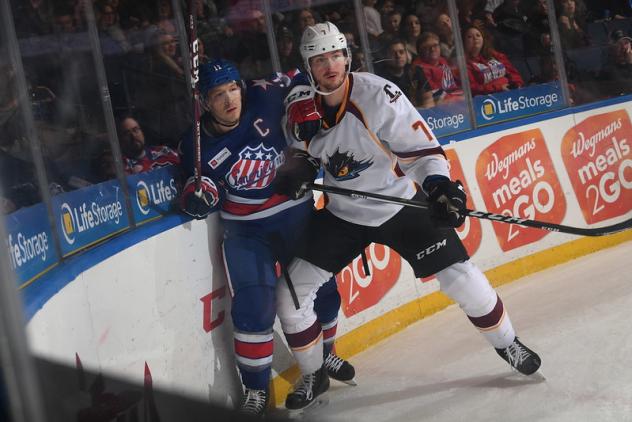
top-left (274, 22), bottom-right (542, 411)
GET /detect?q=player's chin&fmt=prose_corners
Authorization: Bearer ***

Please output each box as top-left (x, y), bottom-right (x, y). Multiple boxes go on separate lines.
top-left (223, 108), bottom-right (240, 120)
top-left (322, 78), bottom-right (345, 92)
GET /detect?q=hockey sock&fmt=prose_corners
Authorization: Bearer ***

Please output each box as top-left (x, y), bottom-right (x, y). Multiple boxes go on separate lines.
top-left (467, 295), bottom-right (515, 349)
top-left (234, 329), bottom-right (274, 390)
top-left (321, 318), bottom-right (338, 357)
top-left (437, 260), bottom-right (516, 349)
top-left (284, 320), bottom-right (324, 375)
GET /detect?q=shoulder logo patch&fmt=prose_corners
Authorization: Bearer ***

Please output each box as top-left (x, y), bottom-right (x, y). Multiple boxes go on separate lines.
top-left (383, 84), bottom-right (402, 103)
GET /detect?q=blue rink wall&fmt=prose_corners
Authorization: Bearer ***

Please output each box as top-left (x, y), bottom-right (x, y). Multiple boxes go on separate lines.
top-left (20, 96), bottom-right (632, 407)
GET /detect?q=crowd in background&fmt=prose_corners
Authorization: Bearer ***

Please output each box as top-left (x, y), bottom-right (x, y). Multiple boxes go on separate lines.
top-left (1, 0), bottom-right (632, 215)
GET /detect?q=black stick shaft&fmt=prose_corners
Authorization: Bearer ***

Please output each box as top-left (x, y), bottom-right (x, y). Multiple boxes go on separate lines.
top-left (304, 183), bottom-right (632, 237)
top-left (188, 1), bottom-right (202, 192)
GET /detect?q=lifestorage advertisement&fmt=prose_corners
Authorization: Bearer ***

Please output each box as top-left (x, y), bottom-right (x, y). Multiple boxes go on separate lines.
top-left (23, 102), bottom-right (632, 406)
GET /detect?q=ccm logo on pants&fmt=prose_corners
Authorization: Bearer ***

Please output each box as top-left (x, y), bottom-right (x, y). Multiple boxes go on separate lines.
top-left (416, 239), bottom-right (447, 260)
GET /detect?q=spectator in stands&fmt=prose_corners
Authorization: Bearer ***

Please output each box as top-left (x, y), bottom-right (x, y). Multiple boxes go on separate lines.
top-left (239, 9), bottom-right (273, 79)
top-left (527, 0), bottom-right (550, 33)
top-left (53, 8), bottom-right (77, 34)
top-left (1, 68), bottom-right (67, 211)
top-left (483, 0), bottom-right (503, 27)
top-left (379, 0), bottom-right (396, 17)
top-left (297, 9), bottom-right (317, 36)
top-left (96, 1), bottom-right (132, 54)
top-left (343, 31), bottom-right (361, 52)
top-left (376, 10), bottom-right (402, 59)
top-left (363, 0), bottom-right (383, 38)
top-left (92, 146), bottom-right (117, 182)
top-left (195, 37), bottom-right (210, 64)
top-left (157, 0), bottom-right (177, 35)
top-left (118, 3), bottom-right (152, 53)
top-left (352, 49), bottom-right (369, 72)
top-left (434, 13), bottom-right (456, 60)
top-left (14, 0), bottom-right (52, 37)
top-left (117, 116), bottom-right (180, 174)
top-left (402, 14), bottom-right (423, 59)
top-left (149, 30), bottom-right (184, 77)
top-left (377, 39), bottom-right (434, 108)
top-left (458, 0), bottom-right (476, 26)
top-left (413, 32), bottom-right (463, 104)
top-left (525, 0), bottom-right (551, 56)
top-left (494, 0), bottom-right (529, 34)
top-left (463, 25), bottom-right (524, 95)
top-left (133, 30), bottom-right (189, 146)
top-left (415, 0), bottom-right (443, 27)
top-left (599, 30), bottom-right (632, 96)
top-left (277, 26), bottom-right (302, 72)
top-left (323, 9), bottom-right (343, 26)
top-left (558, 0), bottom-right (589, 48)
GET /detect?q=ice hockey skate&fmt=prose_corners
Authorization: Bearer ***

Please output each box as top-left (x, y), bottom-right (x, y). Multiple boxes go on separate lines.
top-left (285, 364), bottom-right (330, 414)
top-left (239, 388), bottom-right (268, 416)
top-left (496, 337), bottom-right (541, 375)
top-left (324, 353), bottom-right (357, 385)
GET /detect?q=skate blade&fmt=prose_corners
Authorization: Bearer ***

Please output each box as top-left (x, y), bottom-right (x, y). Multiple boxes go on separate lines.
top-left (338, 377), bottom-right (357, 386)
top-left (528, 370), bottom-right (546, 381)
top-left (287, 394), bottom-right (329, 419)
top-left (507, 368), bottom-right (546, 382)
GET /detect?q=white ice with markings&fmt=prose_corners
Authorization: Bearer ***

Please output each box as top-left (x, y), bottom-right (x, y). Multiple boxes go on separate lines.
top-left (307, 241), bottom-right (632, 422)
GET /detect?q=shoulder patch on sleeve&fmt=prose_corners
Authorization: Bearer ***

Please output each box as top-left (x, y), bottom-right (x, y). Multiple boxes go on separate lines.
top-left (383, 83), bottom-right (403, 103)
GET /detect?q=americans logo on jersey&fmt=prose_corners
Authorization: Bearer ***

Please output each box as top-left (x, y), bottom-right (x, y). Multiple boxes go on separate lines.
top-left (227, 144), bottom-right (279, 190)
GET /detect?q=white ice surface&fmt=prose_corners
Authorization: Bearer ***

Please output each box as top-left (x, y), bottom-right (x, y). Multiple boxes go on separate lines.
top-left (308, 241), bottom-right (632, 422)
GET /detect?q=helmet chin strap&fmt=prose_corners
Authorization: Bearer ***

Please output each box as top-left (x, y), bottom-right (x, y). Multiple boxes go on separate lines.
top-left (306, 54), bottom-right (352, 96)
top-left (307, 66), bottom-right (351, 97)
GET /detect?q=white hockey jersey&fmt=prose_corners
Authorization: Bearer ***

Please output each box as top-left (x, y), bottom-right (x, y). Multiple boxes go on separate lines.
top-left (298, 72), bottom-right (450, 226)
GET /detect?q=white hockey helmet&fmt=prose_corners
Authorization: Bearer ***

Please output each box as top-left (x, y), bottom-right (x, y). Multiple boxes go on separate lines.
top-left (300, 22), bottom-right (352, 94)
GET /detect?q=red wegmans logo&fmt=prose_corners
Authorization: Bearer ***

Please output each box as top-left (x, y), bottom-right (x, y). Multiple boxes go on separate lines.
top-left (476, 128), bottom-right (566, 251)
top-left (561, 110), bottom-right (632, 224)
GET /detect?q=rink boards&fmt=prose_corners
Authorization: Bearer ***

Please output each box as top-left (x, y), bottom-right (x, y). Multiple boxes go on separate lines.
top-left (23, 97), bottom-right (632, 408)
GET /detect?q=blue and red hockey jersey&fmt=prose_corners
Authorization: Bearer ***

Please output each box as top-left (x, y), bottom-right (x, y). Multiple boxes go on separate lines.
top-left (179, 74), bottom-right (312, 221)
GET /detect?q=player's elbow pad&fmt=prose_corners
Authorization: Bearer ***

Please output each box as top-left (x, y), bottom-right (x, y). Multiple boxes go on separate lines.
top-left (179, 176), bottom-right (221, 220)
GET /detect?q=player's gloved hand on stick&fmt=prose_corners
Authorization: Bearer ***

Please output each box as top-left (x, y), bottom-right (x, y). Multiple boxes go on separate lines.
top-left (180, 176), bottom-right (220, 220)
top-left (274, 149), bottom-right (320, 200)
top-left (285, 85), bottom-right (322, 142)
top-left (423, 176), bottom-right (467, 228)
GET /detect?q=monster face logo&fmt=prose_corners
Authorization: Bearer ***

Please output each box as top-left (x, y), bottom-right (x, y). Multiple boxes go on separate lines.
top-left (325, 148), bottom-right (373, 181)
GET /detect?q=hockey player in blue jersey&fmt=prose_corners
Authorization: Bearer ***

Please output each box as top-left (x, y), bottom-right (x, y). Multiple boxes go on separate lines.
top-left (178, 59), bottom-right (355, 415)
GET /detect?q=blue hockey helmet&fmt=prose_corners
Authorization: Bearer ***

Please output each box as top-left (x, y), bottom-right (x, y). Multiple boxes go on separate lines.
top-left (198, 59), bottom-right (241, 98)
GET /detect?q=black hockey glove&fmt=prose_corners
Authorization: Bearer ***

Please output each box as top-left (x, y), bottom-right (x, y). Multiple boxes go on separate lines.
top-left (423, 176), bottom-right (467, 228)
top-left (179, 176), bottom-right (220, 220)
top-left (274, 149), bottom-right (320, 200)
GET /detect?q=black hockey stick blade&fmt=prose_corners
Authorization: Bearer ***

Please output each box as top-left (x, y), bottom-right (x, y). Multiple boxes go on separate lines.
top-left (304, 183), bottom-right (632, 237)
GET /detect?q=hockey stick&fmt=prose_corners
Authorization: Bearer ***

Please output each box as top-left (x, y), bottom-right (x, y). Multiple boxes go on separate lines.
top-left (188, 0), bottom-right (202, 195)
top-left (304, 182), bottom-right (632, 237)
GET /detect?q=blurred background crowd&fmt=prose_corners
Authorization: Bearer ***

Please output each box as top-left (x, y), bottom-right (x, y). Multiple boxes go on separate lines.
top-left (1, 0), bottom-right (631, 215)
